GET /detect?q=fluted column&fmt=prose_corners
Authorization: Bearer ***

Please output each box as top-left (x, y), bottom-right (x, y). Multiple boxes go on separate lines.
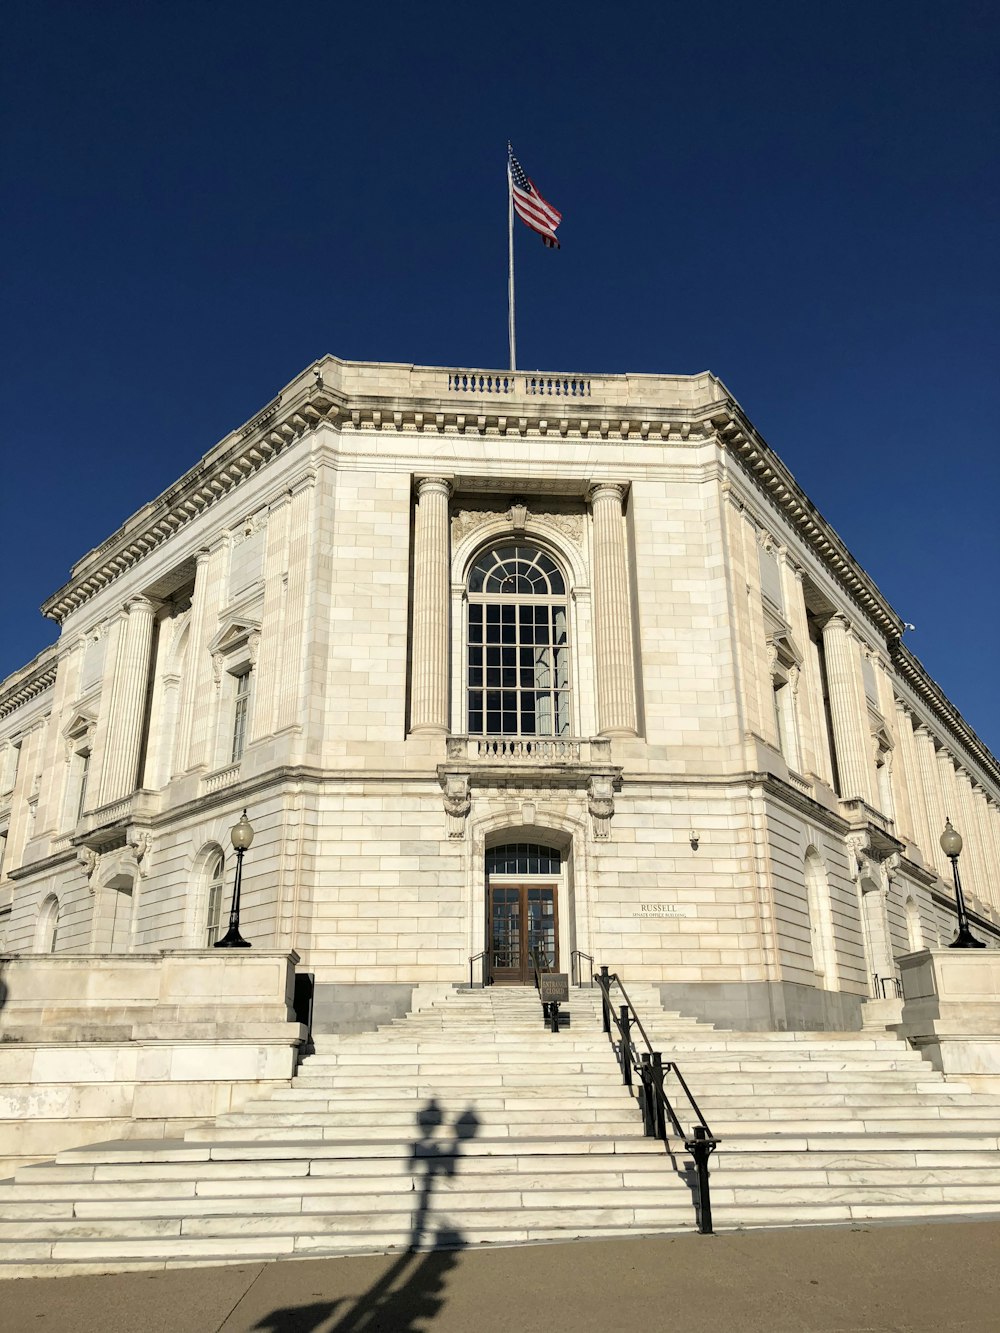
top-left (976, 791), bottom-right (1000, 912)
top-left (409, 476), bottom-right (452, 733)
top-left (913, 726), bottom-right (947, 876)
top-left (175, 550), bottom-right (213, 773)
top-left (820, 614), bottom-right (872, 801)
top-left (900, 711), bottom-right (935, 866)
top-left (890, 700), bottom-right (919, 848)
top-left (100, 596), bottom-right (158, 803)
top-left (588, 482), bottom-right (638, 736)
top-left (956, 769), bottom-right (989, 904)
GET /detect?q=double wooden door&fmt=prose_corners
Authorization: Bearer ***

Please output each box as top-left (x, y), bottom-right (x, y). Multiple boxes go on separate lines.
top-left (489, 883), bottom-right (558, 984)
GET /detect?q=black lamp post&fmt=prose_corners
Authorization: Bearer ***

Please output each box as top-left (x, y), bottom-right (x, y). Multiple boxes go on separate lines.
top-left (214, 809), bottom-right (254, 948)
top-left (940, 818), bottom-right (985, 950)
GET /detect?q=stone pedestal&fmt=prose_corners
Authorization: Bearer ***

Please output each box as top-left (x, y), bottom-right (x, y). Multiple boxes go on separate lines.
top-left (894, 948), bottom-right (1000, 1092)
top-left (0, 950), bottom-right (305, 1174)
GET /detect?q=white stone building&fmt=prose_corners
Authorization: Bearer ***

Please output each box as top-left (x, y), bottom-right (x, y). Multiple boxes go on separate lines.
top-left (2, 355), bottom-right (998, 1035)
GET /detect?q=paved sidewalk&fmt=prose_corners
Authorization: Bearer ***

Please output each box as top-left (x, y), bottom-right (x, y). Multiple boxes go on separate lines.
top-left (6, 1220), bottom-right (1000, 1333)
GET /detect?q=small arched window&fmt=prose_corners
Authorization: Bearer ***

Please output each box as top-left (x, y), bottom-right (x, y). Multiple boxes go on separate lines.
top-left (205, 851), bottom-right (226, 947)
top-left (36, 894), bottom-right (60, 954)
top-left (467, 543), bottom-right (570, 737)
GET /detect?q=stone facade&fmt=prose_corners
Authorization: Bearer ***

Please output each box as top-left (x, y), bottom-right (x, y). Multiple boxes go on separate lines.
top-left (1, 356), bottom-right (998, 1035)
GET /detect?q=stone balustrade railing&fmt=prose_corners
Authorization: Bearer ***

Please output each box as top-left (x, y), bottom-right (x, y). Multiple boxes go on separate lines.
top-left (445, 371), bottom-right (592, 399)
top-left (203, 763), bottom-right (242, 794)
top-left (446, 735), bottom-right (612, 764)
top-left (79, 790), bottom-right (159, 835)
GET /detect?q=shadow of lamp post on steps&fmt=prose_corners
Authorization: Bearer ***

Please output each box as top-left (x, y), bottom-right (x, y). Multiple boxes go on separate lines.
top-left (250, 1100), bottom-right (481, 1333)
top-left (215, 809), bottom-right (254, 949)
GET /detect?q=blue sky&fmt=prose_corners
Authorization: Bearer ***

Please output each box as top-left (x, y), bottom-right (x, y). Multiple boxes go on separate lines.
top-left (3, 1), bottom-right (998, 754)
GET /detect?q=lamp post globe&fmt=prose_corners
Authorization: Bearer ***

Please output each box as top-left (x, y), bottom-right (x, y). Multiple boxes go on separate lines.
top-left (940, 818), bottom-right (985, 950)
top-left (214, 808), bottom-right (254, 949)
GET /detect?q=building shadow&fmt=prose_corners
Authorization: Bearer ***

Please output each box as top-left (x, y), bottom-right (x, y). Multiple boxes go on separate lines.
top-left (251, 1100), bottom-right (480, 1333)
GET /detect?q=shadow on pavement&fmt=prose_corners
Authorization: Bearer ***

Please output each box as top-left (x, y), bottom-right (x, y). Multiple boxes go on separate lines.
top-left (251, 1100), bottom-right (479, 1333)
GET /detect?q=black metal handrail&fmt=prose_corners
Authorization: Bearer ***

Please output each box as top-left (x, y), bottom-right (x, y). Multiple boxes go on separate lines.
top-left (873, 973), bottom-right (902, 999)
top-left (594, 965), bottom-right (719, 1234)
top-left (571, 950), bottom-right (594, 988)
top-left (468, 951), bottom-right (491, 989)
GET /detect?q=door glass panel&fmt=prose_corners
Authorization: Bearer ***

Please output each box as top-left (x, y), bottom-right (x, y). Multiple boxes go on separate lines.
top-left (491, 888), bottom-right (520, 972)
top-left (527, 888), bottom-right (556, 970)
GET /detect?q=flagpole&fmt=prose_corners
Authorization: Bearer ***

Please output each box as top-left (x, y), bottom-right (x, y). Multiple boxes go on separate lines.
top-left (507, 157), bottom-right (516, 372)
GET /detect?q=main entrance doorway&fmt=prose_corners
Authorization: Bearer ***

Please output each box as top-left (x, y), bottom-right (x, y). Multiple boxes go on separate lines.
top-left (488, 884), bottom-right (558, 984)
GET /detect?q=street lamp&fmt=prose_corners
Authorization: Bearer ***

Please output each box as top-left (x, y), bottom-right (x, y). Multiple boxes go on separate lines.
top-left (939, 818), bottom-right (985, 950)
top-left (214, 809), bottom-right (254, 949)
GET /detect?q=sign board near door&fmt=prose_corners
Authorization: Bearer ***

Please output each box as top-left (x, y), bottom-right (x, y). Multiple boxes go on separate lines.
top-left (539, 972), bottom-right (569, 1003)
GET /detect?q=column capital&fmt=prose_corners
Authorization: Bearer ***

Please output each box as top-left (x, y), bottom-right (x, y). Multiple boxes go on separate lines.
top-left (415, 475), bottom-right (453, 499)
top-left (586, 481), bottom-right (628, 505)
top-left (122, 595), bottom-right (159, 618)
top-left (822, 611), bottom-right (851, 633)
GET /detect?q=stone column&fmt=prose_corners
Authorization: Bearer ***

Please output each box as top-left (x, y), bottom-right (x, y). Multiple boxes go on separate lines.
top-left (588, 482), bottom-right (638, 736)
top-left (820, 614), bottom-right (872, 802)
top-left (913, 726), bottom-right (948, 877)
top-left (410, 476), bottom-right (452, 734)
top-left (975, 790), bottom-right (1000, 912)
top-left (893, 701), bottom-right (925, 853)
top-left (956, 769), bottom-right (989, 905)
top-left (175, 549), bottom-right (214, 773)
top-left (100, 596), bottom-right (157, 803)
top-left (780, 557), bottom-right (819, 777)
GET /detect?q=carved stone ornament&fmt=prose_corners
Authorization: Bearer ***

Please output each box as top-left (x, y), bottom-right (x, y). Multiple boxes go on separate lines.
top-left (440, 772), bottom-right (472, 839)
top-left (451, 507), bottom-right (585, 551)
top-left (77, 846), bottom-right (99, 887)
top-left (587, 774), bottom-right (616, 841)
top-left (846, 831), bottom-right (893, 891)
top-left (126, 829), bottom-right (153, 876)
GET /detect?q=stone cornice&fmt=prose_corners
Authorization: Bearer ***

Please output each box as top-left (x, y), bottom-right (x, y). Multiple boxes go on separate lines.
top-left (0, 646), bottom-right (58, 721)
top-left (892, 643), bottom-right (1000, 790)
top-left (38, 361), bottom-right (729, 627)
top-left (28, 356), bottom-right (998, 800)
top-left (709, 403), bottom-right (904, 643)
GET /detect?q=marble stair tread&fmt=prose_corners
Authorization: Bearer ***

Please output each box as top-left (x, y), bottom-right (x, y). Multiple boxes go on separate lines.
top-left (6, 982), bottom-right (1000, 1280)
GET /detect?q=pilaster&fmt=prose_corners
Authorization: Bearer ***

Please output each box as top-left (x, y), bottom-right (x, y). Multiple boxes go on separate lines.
top-left (587, 482), bottom-right (638, 736)
top-left (410, 476), bottom-right (452, 734)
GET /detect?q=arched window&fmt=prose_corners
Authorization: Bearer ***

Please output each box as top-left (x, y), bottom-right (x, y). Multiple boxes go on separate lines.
top-left (36, 894), bottom-right (60, 954)
top-left (205, 850), bottom-right (226, 947)
top-left (467, 544), bottom-right (570, 737)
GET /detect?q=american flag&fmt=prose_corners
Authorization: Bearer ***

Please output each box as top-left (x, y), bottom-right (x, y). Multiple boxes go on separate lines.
top-left (508, 145), bottom-right (562, 249)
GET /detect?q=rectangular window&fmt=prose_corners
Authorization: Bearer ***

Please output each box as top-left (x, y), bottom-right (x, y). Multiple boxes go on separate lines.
top-left (206, 881), bottom-right (223, 946)
top-left (468, 603), bottom-right (570, 737)
top-left (76, 752), bottom-right (91, 821)
top-left (231, 670), bottom-right (252, 762)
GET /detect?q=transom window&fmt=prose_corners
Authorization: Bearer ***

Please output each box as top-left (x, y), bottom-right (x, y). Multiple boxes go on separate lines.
top-left (467, 543), bottom-right (571, 737)
top-left (486, 843), bottom-right (561, 876)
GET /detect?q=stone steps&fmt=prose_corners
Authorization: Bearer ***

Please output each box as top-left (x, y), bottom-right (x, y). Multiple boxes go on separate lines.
top-left (3, 982), bottom-right (1000, 1277)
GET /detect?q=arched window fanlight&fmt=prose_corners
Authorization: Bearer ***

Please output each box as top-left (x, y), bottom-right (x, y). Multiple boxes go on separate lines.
top-left (467, 543), bottom-right (570, 737)
top-left (468, 545), bottom-right (566, 596)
